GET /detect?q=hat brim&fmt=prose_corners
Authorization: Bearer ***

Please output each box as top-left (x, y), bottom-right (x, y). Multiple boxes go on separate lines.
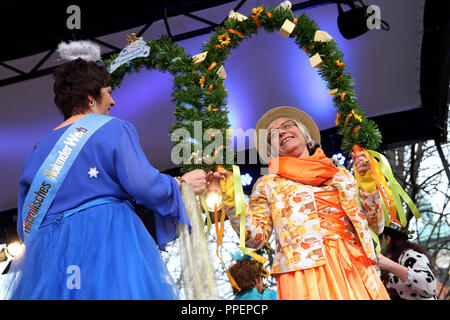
top-left (254, 106), bottom-right (321, 155)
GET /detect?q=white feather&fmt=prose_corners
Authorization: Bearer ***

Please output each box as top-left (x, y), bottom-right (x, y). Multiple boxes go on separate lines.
top-left (57, 40), bottom-right (101, 62)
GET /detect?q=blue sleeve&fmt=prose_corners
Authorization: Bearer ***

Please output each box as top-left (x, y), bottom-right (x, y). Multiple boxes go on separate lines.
top-left (114, 120), bottom-right (190, 249)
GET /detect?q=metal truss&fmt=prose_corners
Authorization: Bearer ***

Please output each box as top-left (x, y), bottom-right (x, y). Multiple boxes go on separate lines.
top-left (0, 0), bottom-right (332, 87)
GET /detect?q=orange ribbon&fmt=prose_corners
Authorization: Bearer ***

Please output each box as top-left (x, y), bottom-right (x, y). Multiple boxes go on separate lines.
top-left (315, 190), bottom-right (355, 242)
top-left (341, 91), bottom-right (347, 103)
top-left (228, 29), bottom-right (245, 37)
top-left (208, 62), bottom-right (217, 71)
top-left (335, 113), bottom-right (341, 126)
top-left (265, 11), bottom-right (275, 24)
top-left (352, 125), bottom-right (361, 134)
top-left (344, 110), bottom-right (354, 127)
top-left (252, 15), bottom-right (261, 28)
top-left (291, 17), bottom-right (298, 35)
top-left (214, 204), bottom-right (241, 291)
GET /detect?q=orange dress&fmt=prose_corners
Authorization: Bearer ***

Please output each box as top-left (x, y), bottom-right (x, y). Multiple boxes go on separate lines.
top-left (276, 187), bottom-right (390, 300)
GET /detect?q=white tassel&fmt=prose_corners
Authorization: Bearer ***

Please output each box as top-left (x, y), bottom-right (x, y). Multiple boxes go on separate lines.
top-left (57, 40), bottom-right (101, 62)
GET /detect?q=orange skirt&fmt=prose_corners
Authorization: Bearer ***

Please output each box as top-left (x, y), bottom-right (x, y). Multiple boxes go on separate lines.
top-left (276, 237), bottom-right (390, 300)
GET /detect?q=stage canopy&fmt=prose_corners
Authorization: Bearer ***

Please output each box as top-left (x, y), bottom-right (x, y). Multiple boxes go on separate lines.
top-left (0, 0), bottom-right (448, 216)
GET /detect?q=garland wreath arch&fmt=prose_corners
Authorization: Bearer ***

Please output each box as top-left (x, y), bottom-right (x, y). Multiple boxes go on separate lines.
top-left (106, 2), bottom-right (422, 295)
top-left (106, 2), bottom-right (420, 247)
top-left (105, 4), bottom-right (382, 173)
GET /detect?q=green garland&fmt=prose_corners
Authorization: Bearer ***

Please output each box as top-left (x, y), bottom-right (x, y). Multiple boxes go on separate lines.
top-left (178, 4), bottom-right (382, 158)
top-left (106, 4), bottom-right (383, 174)
top-left (105, 36), bottom-right (232, 174)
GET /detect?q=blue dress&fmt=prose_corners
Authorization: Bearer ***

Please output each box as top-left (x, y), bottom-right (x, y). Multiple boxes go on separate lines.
top-left (7, 116), bottom-right (190, 300)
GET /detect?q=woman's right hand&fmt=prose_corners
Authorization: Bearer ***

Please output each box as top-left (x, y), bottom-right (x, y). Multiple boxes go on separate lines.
top-left (181, 169), bottom-right (208, 194)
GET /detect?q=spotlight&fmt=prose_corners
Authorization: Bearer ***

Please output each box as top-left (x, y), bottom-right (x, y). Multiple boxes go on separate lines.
top-left (241, 173), bottom-right (253, 187)
top-left (336, 0), bottom-right (389, 39)
top-left (205, 191), bottom-right (223, 212)
top-left (6, 242), bottom-right (25, 258)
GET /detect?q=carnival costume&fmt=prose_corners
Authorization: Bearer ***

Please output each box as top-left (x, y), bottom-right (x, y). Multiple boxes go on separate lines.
top-left (3, 41), bottom-right (190, 299)
top-left (221, 107), bottom-right (390, 300)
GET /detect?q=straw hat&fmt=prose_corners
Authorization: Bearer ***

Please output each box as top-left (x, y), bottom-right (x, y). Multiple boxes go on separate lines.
top-left (254, 106), bottom-right (321, 155)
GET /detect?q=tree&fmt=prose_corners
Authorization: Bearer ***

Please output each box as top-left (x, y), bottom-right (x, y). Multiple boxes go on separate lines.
top-left (383, 125), bottom-right (449, 300)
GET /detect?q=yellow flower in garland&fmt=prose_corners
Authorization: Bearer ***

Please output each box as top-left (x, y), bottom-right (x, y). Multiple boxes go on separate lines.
top-left (335, 60), bottom-right (344, 68)
top-left (218, 33), bottom-right (231, 46)
top-left (353, 113), bottom-right (362, 122)
top-left (199, 76), bottom-right (206, 88)
top-left (252, 6), bottom-right (263, 16)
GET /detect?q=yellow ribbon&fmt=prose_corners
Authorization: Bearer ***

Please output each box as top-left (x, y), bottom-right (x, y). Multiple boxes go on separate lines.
top-left (368, 150), bottom-right (421, 225)
top-left (370, 229), bottom-right (381, 255)
top-left (354, 145), bottom-right (399, 225)
top-left (232, 165), bottom-right (268, 265)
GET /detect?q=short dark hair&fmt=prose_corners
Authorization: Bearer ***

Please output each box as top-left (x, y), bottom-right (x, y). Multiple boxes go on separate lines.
top-left (382, 230), bottom-right (436, 273)
top-left (228, 259), bottom-right (262, 295)
top-left (53, 58), bottom-right (112, 119)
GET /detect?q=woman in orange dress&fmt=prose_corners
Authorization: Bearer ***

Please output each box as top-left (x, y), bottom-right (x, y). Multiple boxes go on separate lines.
top-left (210, 106), bottom-right (390, 300)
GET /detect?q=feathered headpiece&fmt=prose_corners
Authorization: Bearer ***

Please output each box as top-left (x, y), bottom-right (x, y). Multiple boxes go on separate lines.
top-left (57, 40), bottom-right (102, 63)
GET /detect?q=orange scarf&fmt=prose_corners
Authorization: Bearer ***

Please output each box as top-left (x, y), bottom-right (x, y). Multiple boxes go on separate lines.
top-left (268, 148), bottom-right (338, 186)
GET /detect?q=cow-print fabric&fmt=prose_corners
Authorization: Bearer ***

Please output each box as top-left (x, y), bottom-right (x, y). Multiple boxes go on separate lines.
top-left (386, 249), bottom-right (436, 300)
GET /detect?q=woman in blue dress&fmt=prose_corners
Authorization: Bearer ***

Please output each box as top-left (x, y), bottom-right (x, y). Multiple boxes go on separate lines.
top-left (4, 41), bottom-right (206, 300)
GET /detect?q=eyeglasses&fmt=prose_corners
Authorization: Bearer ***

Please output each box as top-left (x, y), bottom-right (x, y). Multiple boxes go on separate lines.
top-left (267, 120), bottom-right (297, 145)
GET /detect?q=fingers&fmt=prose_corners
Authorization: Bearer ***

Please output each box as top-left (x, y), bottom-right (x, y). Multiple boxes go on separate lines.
top-left (352, 151), bottom-right (370, 174)
top-left (182, 168), bottom-right (231, 194)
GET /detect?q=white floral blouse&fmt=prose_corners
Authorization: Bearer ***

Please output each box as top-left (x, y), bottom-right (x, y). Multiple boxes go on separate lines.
top-left (224, 168), bottom-right (384, 274)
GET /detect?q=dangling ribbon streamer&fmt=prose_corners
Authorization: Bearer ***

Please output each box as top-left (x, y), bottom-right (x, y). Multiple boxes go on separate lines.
top-left (353, 145), bottom-right (421, 227)
top-left (214, 203), bottom-right (241, 291)
top-left (353, 145), bottom-right (399, 225)
top-left (368, 150), bottom-right (421, 225)
top-left (370, 229), bottom-right (381, 255)
top-left (232, 165), bottom-right (268, 264)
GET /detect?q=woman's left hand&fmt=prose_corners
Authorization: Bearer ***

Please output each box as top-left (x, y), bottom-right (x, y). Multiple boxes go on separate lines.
top-left (181, 169), bottom-right (208, 194)
top-left (352, 151), bottom-right (370, 174)
top-left (206, 170), bottom-right (231, 192)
